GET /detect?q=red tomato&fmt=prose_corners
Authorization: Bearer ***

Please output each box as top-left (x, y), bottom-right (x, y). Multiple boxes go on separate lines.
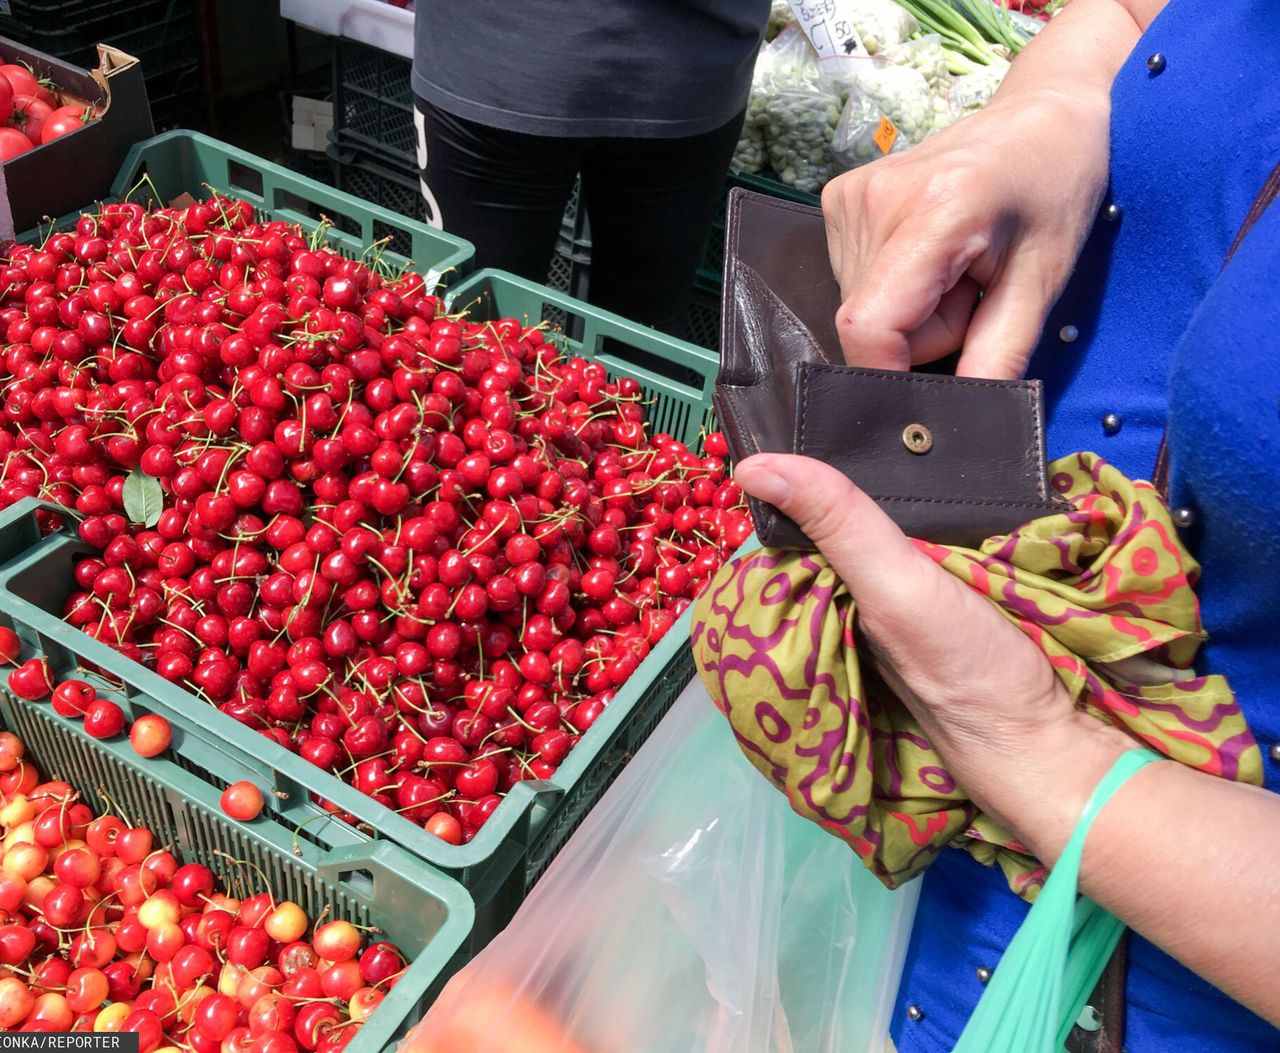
top-left (41, 104), bottom-right (89, 144)
top-left (0, 64), bottom-right (54, 106)
top-left (11, 95), bottom-right (53, 147)
top-left (0, 77), bottom-right (12, 125)
top-left (0, 126), bottom-right (33, 160)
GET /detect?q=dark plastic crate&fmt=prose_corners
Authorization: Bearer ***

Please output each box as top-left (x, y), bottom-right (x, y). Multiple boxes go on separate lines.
top-left (332, 36), bottom-right (416, 169)
top-left (145, 58), bottom-right (200, 132)
top-left (695, 169), bottom-right (820, 295)
top-left (0, 0), bottom-right (197, 88)
top-left (0, 651), bottom-right (474, 1052)
top-left (542, 181), bottom-right (590, 330)
top-left (685, 287), bottom-right (721, 350)
top-left (327, 138), bottom-right (430, 249)
top-left (280, 78), bottom-right (336, 186)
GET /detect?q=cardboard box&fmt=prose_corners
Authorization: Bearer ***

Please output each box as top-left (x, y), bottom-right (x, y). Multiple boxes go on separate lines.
top-left (0, 39), bottom-right (154, 236)
top-left (290, 94), bottom-right (333, 153)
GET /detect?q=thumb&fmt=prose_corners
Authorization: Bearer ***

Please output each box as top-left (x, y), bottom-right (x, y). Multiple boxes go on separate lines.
top-left (733, 453), bottom-right (1048, 722)
top-left (733, 453), bottom-right (933, 605)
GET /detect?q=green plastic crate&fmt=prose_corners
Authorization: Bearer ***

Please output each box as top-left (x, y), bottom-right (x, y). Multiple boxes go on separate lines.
top-left (445, 269), bottom-right (719, 448)
top-left (696, 170), bottom-right (820, 296)
top-left (0, 664), bottom-right (474, 1052)
top-left (0, 262), bottom-right (724, 915)
top-left (32, 130), bottom-right (475, 289)
top-left (0, 268), bottom-right (724, 942)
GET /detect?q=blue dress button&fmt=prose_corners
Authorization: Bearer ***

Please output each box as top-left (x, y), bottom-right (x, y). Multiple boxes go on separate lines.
top-left (1147, 52), bottom-right (1167, 74)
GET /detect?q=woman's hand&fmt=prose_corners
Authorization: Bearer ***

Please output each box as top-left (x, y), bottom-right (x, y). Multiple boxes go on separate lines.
top-left (735, 453), bottom-right (1280, 1024)
top-left (820, 0), bottom-right (1157, 379)
top-left (821, 89), bottom-right (1109, 379)
top-left (734, 452), bottom-right (1131, 862)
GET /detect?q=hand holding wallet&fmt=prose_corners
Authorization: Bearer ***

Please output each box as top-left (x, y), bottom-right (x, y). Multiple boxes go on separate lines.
top-left (714, 189), bottom-right (1067, 550)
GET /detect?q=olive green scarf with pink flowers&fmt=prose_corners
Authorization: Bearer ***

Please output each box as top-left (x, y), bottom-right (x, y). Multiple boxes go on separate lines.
top-left (692, 453), bottom-right (1261, 900)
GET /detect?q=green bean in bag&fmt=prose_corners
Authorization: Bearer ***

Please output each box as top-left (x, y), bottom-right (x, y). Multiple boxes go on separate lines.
top-left (692, 452), bottom-right (1262, 900)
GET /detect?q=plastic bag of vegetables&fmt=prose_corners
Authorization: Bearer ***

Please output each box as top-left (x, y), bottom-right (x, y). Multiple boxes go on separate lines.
top-left (930, 93), bottom-right (961, 134)
top-left (756, 27), bottom-right (845, 192)
top-left (406, 679), bottom-right (921, 1053)
top-left (766, 0), bottom-right (793, 40)
top-left (949, 59), bottom-right (1010, 117)
top-left (832, 58), bottom-right (935, 169)
top-left (881, 34), bottom-right (951, 98)
top-left (731, 43), bottom-right (770, 174)
top-left (844, 0), bottom-right (919, 54)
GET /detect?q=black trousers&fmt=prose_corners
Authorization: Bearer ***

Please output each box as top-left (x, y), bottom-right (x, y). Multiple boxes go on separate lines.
top-left (414, 99), bottom-right (745, 338)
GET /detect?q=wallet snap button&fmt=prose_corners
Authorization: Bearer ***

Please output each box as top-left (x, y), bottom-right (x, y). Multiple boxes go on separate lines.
top-left (902, 424), bottom-right (933, 454)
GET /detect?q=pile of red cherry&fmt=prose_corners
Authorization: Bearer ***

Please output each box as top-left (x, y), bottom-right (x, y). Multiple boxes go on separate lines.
top-left (0, 194), bottom-right (748, 845)
top-left (0, 728), bottom-right (408, 1047)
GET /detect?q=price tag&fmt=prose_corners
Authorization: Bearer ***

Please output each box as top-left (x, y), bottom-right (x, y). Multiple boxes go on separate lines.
top-left (873, 117), bottom-right (899, 155)
top-left (787, 0), bottom-right (867, 62)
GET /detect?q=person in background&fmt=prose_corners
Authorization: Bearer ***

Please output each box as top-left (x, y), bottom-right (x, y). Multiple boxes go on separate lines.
top-left (732, 0), bottom-right (1280, 1050)
top-left (412, 1), bottom-right (769, 338)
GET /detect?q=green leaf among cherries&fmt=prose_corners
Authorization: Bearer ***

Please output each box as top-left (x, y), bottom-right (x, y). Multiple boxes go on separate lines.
top-left (121, 470), bottom-right (163, 528)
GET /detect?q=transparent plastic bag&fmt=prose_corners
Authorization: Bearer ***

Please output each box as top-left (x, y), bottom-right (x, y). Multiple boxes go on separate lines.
top-left (832, 59), bottom-right (934, 169)
top-left (929, 93), bottom-right (961, 135)
top-left (403, 679), bottom-right (921, 1053)
top-left (766, 0), bottom-right (793, 40)
top-left (756, 27), bottom-right (845, 191)
top-left (844, 0), bottom-right (919, 54)
top-left (881, 34), bottom-right (951, 98)
top-left (949, 59), bottom-right (1011, 117)
top-left (731, 44), bottom-right (770, 174)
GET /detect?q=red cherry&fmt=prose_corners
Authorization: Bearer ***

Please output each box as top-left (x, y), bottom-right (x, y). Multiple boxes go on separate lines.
top-left (221, 780), bottom-right (265, 821)
top-left (8, 657), bottom-right (53, 700)
top-left (83, 699), bottom-right (126, 739)
top-left (51, 678), bottom-right (97, 717)
top-left (128, 713), bottom-right (172, 757)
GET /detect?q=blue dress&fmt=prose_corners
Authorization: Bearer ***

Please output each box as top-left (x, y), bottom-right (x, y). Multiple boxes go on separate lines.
top-left (889, 2), bottom-right (1280, 1049)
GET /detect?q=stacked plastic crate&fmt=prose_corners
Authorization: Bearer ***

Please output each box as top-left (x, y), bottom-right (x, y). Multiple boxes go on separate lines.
top-left (0, 0), bottom-right (201, 128)
top-left (279, 0), bottom-right (423, 221)
top-left (327, 35), bottom-right (427, 224)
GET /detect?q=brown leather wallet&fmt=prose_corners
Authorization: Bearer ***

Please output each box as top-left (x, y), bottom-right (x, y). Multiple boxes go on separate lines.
top-left (715, 189), bottom-right (1067, 550)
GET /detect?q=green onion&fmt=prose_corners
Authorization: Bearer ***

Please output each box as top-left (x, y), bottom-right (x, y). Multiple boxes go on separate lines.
top-left (895, 0), bottom-right (1034, 62)
top-left (894, 0), bottom-right (998, 63)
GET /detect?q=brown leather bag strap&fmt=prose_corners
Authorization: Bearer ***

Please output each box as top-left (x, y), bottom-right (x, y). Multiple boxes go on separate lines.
top-left (1065, 931), bottom-right (1130, 1053)
top-left (1150, 158), bottom-right (1280, 498)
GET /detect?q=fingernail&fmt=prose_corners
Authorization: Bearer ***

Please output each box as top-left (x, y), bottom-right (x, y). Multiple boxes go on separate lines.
top-left (736, 463), bottom-right (791, 506)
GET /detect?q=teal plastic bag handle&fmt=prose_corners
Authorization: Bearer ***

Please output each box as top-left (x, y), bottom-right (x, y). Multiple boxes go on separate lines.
top-left (953, 748), bottom-right (1163, 1053)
